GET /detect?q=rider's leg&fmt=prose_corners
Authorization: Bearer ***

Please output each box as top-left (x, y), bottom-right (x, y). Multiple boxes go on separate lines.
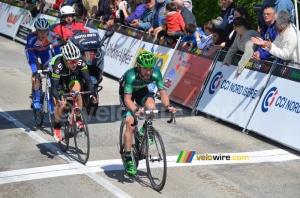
top-left (143, 97), bottom-right (156, 109)
top-left (53, 100), bottom-right (65, 141)
top-left (124, 115), bottom-right (137, 175)
top-left (32, 59), bottom-right (41, 110)
top-left (69, 81), bottom-right (83, 128)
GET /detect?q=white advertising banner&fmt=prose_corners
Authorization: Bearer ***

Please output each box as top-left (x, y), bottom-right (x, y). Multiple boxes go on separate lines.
top-left (247, 64), bottom-right (300, 151)
top-left (0, 2), bottom-right (25, 37)
top-left (104, 25), bottom-right (144, 78)
top-left (135, 33), bottom-right (176, 93)
top-left (196, 51), bottom-right (273, 128)
top-left (0, 2), bottom-right (11, 26)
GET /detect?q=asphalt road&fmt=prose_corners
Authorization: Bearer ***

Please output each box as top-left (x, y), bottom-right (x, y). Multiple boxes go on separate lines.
top-left (0, 35), bottom-right (299, 198)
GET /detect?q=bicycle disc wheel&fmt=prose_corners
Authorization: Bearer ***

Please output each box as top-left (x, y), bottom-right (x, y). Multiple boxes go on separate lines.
top-left (58, 113), bottom-right (70, 152)
top-left (119, 120), bottom-right (139, 170)
top-left (74, 108), bottom-right (90, 164)
top-left (145, 129), bottom-right (167, 191)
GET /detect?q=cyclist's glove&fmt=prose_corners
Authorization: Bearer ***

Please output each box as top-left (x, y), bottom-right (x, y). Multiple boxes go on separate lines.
top-left (32, 71), bottom-right (40, 81)
top-left (165, 104), bottom-right (173, 112)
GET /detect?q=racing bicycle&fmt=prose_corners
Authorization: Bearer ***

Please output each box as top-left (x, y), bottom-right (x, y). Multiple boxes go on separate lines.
top-left (31, 69), bottom-right (55, 134)
top-left (119, 108), bottom-right (177, 191)
top-left (58, 91), bottom-right (91, 164)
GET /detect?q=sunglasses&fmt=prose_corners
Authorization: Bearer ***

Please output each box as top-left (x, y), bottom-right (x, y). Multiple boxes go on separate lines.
top-left (66, 59), bottom-right (79, 65)
top-left (37, 29), bottom-right (49, 33)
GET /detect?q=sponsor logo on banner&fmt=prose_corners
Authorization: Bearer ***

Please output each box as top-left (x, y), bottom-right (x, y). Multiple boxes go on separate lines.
top-left (209, 71), bottom-right (259, 98)
top-left (261, 87), bottom-right (278, 112)
top-left (261, 86), bottom-right (300, 114)
top-left (106, 43), bottom-right (134, 65)
top-left (209, 71), bottom-right (223, 94)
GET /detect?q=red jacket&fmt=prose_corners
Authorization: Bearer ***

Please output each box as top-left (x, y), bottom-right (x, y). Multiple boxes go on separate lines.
top-left (52, 22), bottom-right (89, 41)
top-left (166, 12), bottom-right (185, 32)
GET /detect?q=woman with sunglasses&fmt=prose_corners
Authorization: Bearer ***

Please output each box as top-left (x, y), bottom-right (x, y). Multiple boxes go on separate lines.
top-left (25, 18), bottom-right (61, 111)
top-left (50, 43), bottom-right (97, 142)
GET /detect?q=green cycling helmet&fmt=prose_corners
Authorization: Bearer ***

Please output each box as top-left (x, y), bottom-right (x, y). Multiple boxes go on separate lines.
top-left (136, 51), bottom-right (157, 68)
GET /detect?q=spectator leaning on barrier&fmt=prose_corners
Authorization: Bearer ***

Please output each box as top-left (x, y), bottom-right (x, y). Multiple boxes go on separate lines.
top-left (52, 5), bottom-right (89, 42)
top-left (181, 23), bottom-right (202, 51)
top-left (122, 0), bottom-right (147, 25)
top-left (251, 10), bottom-right (298, 67)
top-left (222, 17), bottom-right (261, 78)
top-left (258, 0), bottom-right (295, 33)
top-left (195, 21), bottom-right (215, 52)
top-left (253, 6), bottom-right (278, 61)
top-left (130, 0), bottom-right (155, 32)
top-left (148, 0), bottom-right (168, 37)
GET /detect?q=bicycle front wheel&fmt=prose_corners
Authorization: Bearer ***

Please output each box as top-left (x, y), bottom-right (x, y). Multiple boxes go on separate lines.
top-left (145, 128), bottom-right (167, 192)
top-left (73, 108), bottom-right (90, 164)
top-left (33, 109), bottom-right (45, 127)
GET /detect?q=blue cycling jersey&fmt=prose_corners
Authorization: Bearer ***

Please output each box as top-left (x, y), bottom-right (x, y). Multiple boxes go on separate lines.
top-left (25, 31), bottom-right (61, 73)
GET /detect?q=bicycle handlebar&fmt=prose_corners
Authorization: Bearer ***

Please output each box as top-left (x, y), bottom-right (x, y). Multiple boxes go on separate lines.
top-left (130, 108), bottom-right (181, 126)
top-left (62, 91), bottom-right (92, 98)
top-left (36, 69), bottom-right (50, 75)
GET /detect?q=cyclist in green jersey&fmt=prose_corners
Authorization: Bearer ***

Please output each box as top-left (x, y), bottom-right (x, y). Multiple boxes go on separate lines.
top-left (119, 51), bottom-right (176, 175)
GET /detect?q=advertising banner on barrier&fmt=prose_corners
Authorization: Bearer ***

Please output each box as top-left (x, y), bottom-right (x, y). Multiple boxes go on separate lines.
top-left (103, 24), bottom-right (143, 78)
top-left (195, 50), bottom-right (273, 127)
top-left (163, 45), bottom-right (214, 108)
top-left (39, 9), bottom-right (60, 25)
top-left (14, 4), bottom-right (38, 44)
top-left (0, 0), bottom-right (25, 37)
top-left (247, 64), bottom-right (300, 151)
top-left (135, 33), bottom-right (176, 93)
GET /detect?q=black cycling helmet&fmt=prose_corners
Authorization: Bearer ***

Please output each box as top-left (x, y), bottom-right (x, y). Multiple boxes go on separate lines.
top-left (136, 51), bottom-right (157, 69)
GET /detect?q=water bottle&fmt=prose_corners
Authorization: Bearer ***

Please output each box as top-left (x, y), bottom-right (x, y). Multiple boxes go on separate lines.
top-left (137, 125), bottom-right (145, 142)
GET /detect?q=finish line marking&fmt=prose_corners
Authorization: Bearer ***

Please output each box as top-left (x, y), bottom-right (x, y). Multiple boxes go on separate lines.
top-left (1, 149), bottom-right (299, 185)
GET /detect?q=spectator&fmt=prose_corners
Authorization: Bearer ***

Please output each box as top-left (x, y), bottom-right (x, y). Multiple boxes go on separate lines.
top-left (253, 6), bottom-right (278, 61)
top-left (209, 7), bottom-right (250, 55)
top-left (216, 0), bottom-right (236, 30)
top-left (114, 0), bottom-right (130, 24)
top-left (195, 21), bottom-right (215, 51)
top-left (122, 0), bottom-right (147, 25)
top-left (148, 0), bottom-right (168, 36)
top-left (93, 0), bottom-right (112, 22)
top-left (222, 17), bottom-right (261, 78)
top-left (206, 28), bottom-right (224, 56)
top-left (258, 0), bottom-right (295, 32)
top-left (82, 0), bottom-right (98, 18)
top-left (165, 2), bottom-right (185, 34)
top-left (173, 0), bottom-right (196, 27)
top-left (181, 23), bottom-right (202, 51)
top-left (252, 10), bottom-right (298, 67)
top-left (130, 0), bottom-right (155, 32)
top-left (183, 0), bottom-right (192, 12)
top-left (107, 1), bottom-right (117, 28)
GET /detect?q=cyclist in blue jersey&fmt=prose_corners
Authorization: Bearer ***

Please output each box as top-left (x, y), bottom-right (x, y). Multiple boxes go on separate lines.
top-left (119, 51), bottom-right (176, 175)
top-left (25, 18), bottom-right (61, 110)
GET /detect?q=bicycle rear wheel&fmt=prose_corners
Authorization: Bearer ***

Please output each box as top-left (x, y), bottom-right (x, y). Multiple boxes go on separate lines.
top-left (73, 108), bottom-right (90, 164)
top-left (119, 120), bottom-right (139, 169)
top-left (145, 128), bottom-right (167, 191)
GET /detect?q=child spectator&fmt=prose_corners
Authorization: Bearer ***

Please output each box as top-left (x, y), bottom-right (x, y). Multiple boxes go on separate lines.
top-left (181, 23), bottom-right (206, 51)
top-left (165, 2), bottom-right (185, 34)
top-left (195, 21), bottom-right (216, 51)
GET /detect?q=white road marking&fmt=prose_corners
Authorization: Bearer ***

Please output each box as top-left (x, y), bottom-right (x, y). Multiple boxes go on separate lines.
top-left (0, 109), bottom-right (132, 198)
top-left (0, 149), bottom-right (299, 184)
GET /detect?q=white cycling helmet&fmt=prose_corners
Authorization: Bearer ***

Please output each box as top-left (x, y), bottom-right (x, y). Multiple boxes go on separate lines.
top-left (61, 43), bottom-right (81, 60)
top-left (60, 5), bottom-right (76, 16)
top-left (34, 18), bottom-right (50, 30)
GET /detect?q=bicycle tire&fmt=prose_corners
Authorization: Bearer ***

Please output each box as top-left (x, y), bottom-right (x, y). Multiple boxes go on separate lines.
top-left (145, 128), bottom-right (167, 192)
top-left (32, 88), bottom-right (45, 127)
top-left (119, 120), bottom-right (139, 170)
top-left (74, 108), bottom-right (90, 164)
top-left (58, 111), bottom-right (70, 152)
